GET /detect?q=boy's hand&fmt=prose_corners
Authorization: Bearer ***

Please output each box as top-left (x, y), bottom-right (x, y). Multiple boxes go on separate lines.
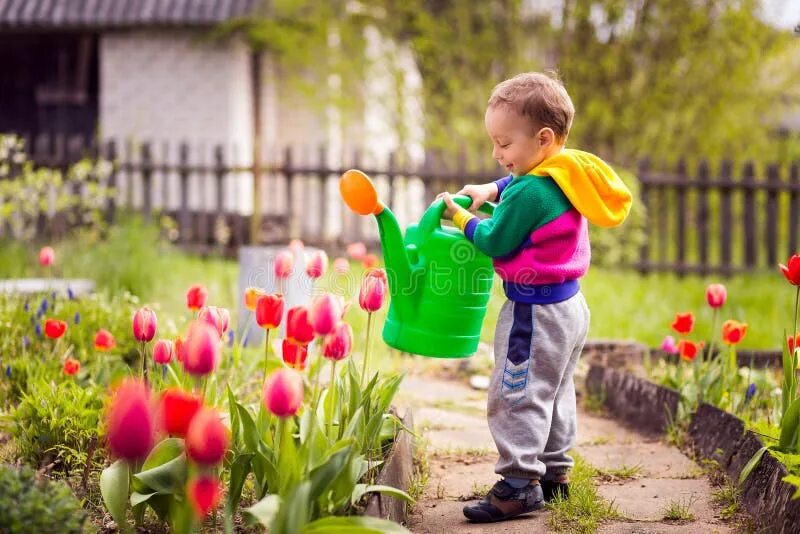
top-left (456, 183), bottom-right (499, 211)
top-left (440, 192), bottom-right (459, 219)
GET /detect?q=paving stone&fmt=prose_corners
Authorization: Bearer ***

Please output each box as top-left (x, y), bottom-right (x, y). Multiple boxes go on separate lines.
top-left (581, 442), bottom-right (699, 478)
top-left (598, 520), bottom-right (735, 533)
top-left (597, 478), bottom-right (722, 522)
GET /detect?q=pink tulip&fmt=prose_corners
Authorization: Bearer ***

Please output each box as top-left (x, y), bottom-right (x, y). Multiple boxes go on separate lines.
top-left (333, 257), bottom-right (350, 274)
top-left (347, 242), bottom-right (367, 260)
top-left (274, 249), bottom-right (295, 279)
top-left (181, 321), bottom-right (220, 376)
top-left (132, 307), bottom-right (158, 342)
top-left (309, 294), bottom-right (342, 336)
top-left (188, 475), bottom-right (223, 518)
top-left (286, 305), bottom-right (315, 344)
top-left (185, 407), bottom-right (229, 465)
top-left (323, 322), bottom-right (353, 361)
top-left (38, 246), bottom-right (55, 266)
top-left (288, 239), bottom-right (305, 253)
top-left (153, 339), bottom-right (174, 364)
top-left (660, 335), bottom-right (679, 355)
top-left (106, 378), bottom-right (154, 461)
top-left (198, 306), bottom-right (230, 337)
top-left (305, 250), bottom-right (329, 279)
top-left (705, 284), bottom-right (727, 309)
top-left (359, 269), bottom-right (388, 312)
top-left (186, 284), bottom-right (208, 312)
top-left (263, 368), bottom-right (304, 417)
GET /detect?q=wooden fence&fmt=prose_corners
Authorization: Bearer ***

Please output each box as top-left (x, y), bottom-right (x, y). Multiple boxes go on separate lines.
top-left (5, 132), bottom-right (800, 274)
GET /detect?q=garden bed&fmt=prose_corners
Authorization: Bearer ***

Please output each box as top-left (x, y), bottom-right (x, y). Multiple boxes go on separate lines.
top-left (365, 409), bottom-right (415, 523)
top-left (586, 363), bottom-right (800, 533)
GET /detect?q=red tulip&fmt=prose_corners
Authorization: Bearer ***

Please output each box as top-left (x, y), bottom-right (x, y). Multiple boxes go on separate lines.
top-left (333, 257), bottom-right (350, 275)
top-left (705, 284), bottom-right (727, 309)
top-left (263, 368), bottom-right (304, 417)
top-left (106, 378), bottom-right (154, 461)
top-left (63, 357), bottom-right (80, 376)
top-left (323, 322), bottom-right (353, 361)
top-left (678, 339), bottom-right (702, 362)
top-left (286, 306), bottom-right (314, 344)
top-left (132, 307), bottom-right (157, 342)
top-left (188, 475), bottom-right (223, 519)
top-left (186, 284), bottom-right (208, 312)
top-left (274, 249), bottom-right (295, 279)
top-left (159, 388), bottom-right (202, 437)
top-left (347, 242), bottom-right (366, 260)
top-left (788, 333), bottom-right (800, 355)
top-left (670, 312), bottom-right (694, 335)
top-left (309, 294), bottom-right (342, 336)
top-left (361, 253), bottom-right (379, 269)
top-left (94, 329), bottom-right (116, 351)
top-left (181, 321), bottom-right (220, 376)
top-left (359, 269), bottom-right (388, 313)
top-left (44, 318), bottom-right (68, 339)
top-left (256, 294), bottom-right (284, 329)
top-left (185, 407), bottom-right (229, 465)
top-left (288, 238), bottom-right (305, 253)
top-left (721, 320), bottom-right (747, 345)
top-left (305, 250), bottom-right (329, 279)
top-left (244, 287), bottom-right (266, 311)
top-left (152, 339), bottom-right (174, 365)
top-left (174, 335), bottom-right (186, 362)
top-left (779, 254), bottom-right (800, 285)
top-left (38, 246), bottom-right (55, 266)
top-left (199, 306), bottom-right (230, 337)
top-left (282, 339), bottom-right (309, 370)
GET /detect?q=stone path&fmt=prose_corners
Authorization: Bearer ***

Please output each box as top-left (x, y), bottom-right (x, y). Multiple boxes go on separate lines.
top-left (394, 370), bottom-right (745, 534)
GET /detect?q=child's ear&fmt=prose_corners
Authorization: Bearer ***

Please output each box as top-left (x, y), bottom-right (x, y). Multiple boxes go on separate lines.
top-left (539, 128), bottom-right (556, 147)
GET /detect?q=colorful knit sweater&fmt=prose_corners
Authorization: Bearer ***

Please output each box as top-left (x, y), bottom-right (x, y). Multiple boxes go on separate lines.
top-left (452, 149), bottom-right (632, 304)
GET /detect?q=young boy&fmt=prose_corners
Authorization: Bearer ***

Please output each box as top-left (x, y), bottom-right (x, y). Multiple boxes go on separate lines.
top-left (440, 72), bottom-right (632, 523)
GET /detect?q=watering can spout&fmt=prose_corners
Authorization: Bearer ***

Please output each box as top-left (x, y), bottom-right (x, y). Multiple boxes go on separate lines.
top-left (339, 170), bottom-right (414, 319)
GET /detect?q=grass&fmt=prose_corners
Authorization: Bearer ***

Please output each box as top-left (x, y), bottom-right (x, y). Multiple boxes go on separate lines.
top-left (583, 386), bottom-right (607, 415)
top-left (546, 453), bottom-right (621, 533)
top-left (408, 435), bottom-right (430, 503)
top-left (595, 463), bottom-right (643, 481)
top-left (712, 483), bottom-right (740, 520)
top-left (662, 496), bottom-right (697, 521)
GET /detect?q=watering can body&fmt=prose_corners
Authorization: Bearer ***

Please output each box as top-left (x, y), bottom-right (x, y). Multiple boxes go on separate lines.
top-left (340, 170), bottom-right (495, 358)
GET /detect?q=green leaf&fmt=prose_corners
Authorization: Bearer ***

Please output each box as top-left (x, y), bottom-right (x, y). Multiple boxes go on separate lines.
top-left (302, 515), bottom-right (411, 533)
top-left (780, 397), bottom-right (800, 450)
top-left (350, 484), bottom-right (415, 505)
top-left (308, 444), bottom-right (353, 501)
top-left (100, 460), bottom-right (130, 532)
top-left (133, 454), bottom-right (187, 495)
top-left (228, 452), bottom-right (253, 512)
top-left (245, 494), bottom-right (282, 528)
top-left (130, 491), bottom-right (157, 507)
top-left (739, 446), bottom-right (768, 485)
top-left (132, 438), bottom-right (184, 492)
top-left (237, 402), bottom-right (260, 453)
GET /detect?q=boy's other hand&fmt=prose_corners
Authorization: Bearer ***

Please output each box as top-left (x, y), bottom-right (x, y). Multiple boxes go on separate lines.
top-left (456, 183), bottom-right (498, 211)
top-left (439, 192), bottom-right (459, 219)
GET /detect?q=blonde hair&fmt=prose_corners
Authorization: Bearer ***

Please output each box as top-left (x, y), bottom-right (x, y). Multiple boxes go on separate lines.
top-left (488, 71), bottom-right (575, 141)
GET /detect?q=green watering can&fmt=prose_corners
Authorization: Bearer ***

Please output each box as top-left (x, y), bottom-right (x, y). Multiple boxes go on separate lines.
top-left (339, 169), bottom-right (495, 358)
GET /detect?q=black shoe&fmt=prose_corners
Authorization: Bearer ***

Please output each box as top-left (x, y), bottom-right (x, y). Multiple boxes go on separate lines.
top-left (541, 479), bottom-right (570, 502)
top-left (462, 480), bottom-right (545, 523)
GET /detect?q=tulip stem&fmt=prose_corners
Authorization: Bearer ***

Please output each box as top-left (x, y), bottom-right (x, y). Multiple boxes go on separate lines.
top-left (140, 341), bottom-right (148, 388)
top-left (262, 329), bottom-right (271, 390)
top-left (328, 360), bottom-right (337, 439)
top-left (313, 345), bottom-right (323, 414)
top-left (362, 312), bottom-right (373, 388)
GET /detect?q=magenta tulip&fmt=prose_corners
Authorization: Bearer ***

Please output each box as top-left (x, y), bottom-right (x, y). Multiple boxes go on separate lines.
top-left (186, 407), bottom-right (229, 465)
top-left (705, 284), bottom-right (727, 309)
top-left (309, 294), bottom-right (342, 336)
top-left (323, 322), bottom-right (353, 361)
top-left (38, 246), bottom-right (55, 266)
top-left (274, 249), bottom-right (295, 279)
top-left (181, 320), bottom-right (220, 376)
top-left (347, 242), bottom-right (366, 260)
top-left (153, 339), bottom-right (174, 365)
top-left (132, 307), bottom-right (158, 342)
top-left (188, 475), bottom-right (223, 518)
top-left (198, 306), bottom-right (230, 337)
top-left (305, 250), bottom-right (329, 279)
top-left (106, 378), bottom-right (154, 461)
top-left (263, 368), bottom-right (304, 417)
top-left (359, 269), bottom-right (388, 312)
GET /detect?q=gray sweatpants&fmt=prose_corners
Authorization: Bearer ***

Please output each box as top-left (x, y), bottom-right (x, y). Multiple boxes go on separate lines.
top-left (487, 292), bottom-right (590, 480)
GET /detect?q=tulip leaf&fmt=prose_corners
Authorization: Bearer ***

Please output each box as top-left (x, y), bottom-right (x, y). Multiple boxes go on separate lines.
top-left (227, 386), bottom-right (241, 445)
top-left (739, 446), bottom-right (769, 485)
top-left (228, 452), bottom-right (253, 512)
top-left (130, 491), bottom-right (157, 507)
top-left (236, 402), bottom-right (260, 453)
top-left (308, 444), bottom-right (353, 501)
top-left (253, 450), bottom-right (279, 499)
top-left (780, 397), bottom-right (800, 450)
top-left (245, 494), bottom-right (282, 528)
top-left (133, 454), bottom-right (187, 495)
top-left (100, 459), bottom-right (130, 533)
top-left (281, 481), bottom-right (312, 534)
top-left (351, 483), bottom-right (415, 505)
top-left (302, 516), bottom-right (411, 533)
top-left (342, 406), bottom-right (364, 441)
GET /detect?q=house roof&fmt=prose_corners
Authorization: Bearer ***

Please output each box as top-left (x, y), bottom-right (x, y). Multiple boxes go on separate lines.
top-left (0, 0), bottom-right (259, 29)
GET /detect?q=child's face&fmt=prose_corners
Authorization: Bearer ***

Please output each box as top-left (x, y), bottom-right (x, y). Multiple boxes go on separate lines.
top-left (485, 105), bottom-right (549, 177)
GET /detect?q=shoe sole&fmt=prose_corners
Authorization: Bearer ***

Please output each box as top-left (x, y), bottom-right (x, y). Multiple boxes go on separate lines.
top-left (463, 500), bottom-right (545, 523)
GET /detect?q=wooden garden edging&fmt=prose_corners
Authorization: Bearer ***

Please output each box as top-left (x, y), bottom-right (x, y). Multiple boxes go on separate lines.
top-left (586, 364), bottom-right (800, 533)
top-left (365, 409), bottom-right (415, 524)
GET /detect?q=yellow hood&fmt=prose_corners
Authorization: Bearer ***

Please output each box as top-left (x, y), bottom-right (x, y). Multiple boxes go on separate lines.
top-left (532, 149), bottom-right (632, 228)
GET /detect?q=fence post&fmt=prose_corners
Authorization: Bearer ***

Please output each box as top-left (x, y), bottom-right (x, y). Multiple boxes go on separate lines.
top-left (319, 144), bottom-right (328, 245)
top-left (285, 146), bottom-right (297, 241)
top-left (719, 159), bottom-right (733, 275)
top-left (178, 143), bottom-right (191, 244)
top-left (742, 162), bottom-right (756, 268)
top-left (696, 160), bottom-right (710, 275)
top-left (141, 143), bottom-right (153, 218)
top-left (104, 140), bottom-right (117, 226)
top-left (214, 145), bottom-right (229, 250)
top-left (637, 158), bottom-right (650, 274)
top-left (766, 164), bottom-right (780, 267)
top-left (675, 159), bottom-right (687, 275)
